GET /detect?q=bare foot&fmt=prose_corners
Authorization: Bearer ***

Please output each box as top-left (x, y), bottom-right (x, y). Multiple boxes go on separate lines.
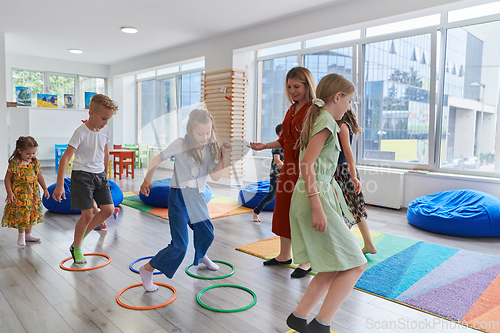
top-left (363, 246), bottom-right (377, 255)
top-left (253, 212), bottom-right (261, 222)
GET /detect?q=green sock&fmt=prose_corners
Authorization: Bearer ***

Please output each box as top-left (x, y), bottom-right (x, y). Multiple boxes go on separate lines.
top-left (83, 231), bottom-right (90, 240)
top-left (71, 245), bottom-right (86, 264)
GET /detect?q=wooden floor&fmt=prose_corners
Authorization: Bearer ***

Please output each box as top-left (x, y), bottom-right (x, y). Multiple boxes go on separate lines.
top-left (0, 167), bottom-right (498, 333)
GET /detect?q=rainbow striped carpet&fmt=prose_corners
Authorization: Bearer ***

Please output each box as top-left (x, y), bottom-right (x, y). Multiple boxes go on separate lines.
top-left (237, 229), bottom-right (500, 332)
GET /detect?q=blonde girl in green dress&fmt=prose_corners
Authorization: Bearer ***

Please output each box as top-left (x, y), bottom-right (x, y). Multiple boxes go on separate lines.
top-left (286, 74), bottom-right (367, 333)
top-left (2, 136), bottom-right (49, 246)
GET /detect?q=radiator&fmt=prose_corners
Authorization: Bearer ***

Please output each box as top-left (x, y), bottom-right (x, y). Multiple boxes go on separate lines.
top-left (357, 166), bottom-right (405, 209)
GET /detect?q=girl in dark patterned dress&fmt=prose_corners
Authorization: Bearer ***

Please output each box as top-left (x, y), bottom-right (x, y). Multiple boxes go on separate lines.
top-left (334, 107), bottom-right (377, 254)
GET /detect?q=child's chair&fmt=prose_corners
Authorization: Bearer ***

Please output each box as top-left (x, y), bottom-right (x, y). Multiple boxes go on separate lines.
top-left (112, 144), bottom-right (122, 166)
top-left (66, 156), bottom-right (75, 173)
top-left (124, 144), bottom-right (140, 169)
top-left (113, 152), bottom-right (134, 180)
top-left (138, 144), bottom-right (150, 169)
top-left (55, 144), bottom-right (68, 171)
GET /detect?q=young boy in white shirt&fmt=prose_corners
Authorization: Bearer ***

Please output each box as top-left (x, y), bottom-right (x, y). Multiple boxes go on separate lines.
top-left (53, 94), bottom-right (118, 264)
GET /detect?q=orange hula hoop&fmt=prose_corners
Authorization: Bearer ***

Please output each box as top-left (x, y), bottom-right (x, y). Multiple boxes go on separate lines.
top-left (116, 283), bottom-right (178, 310)
top-left (59, 253), bottom-right (112, 271)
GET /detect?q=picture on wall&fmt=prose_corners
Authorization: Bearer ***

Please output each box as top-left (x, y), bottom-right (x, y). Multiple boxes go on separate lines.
top-left (85, 92), bottom-right (97, 109)
top-left (15, 86), bottom-right (31, 106)
top-left (64, 94), bottom-right (74, 108)
top-left (37, 94), bottom-right (58, 108)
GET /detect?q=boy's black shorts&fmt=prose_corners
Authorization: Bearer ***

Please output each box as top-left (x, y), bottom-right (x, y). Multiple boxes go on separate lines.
top-left (70, 170), bottom-right (113, 210)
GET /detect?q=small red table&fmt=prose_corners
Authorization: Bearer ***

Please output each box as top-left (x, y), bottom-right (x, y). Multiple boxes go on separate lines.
top-left (109, 149), bottom-right (135, 180)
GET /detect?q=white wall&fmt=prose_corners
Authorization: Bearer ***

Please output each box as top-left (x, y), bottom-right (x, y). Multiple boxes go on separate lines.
top-left (111, 75), bottom-right (136, 146)
top-left (9, 108), bottom-right (89, 167)
top-left (404, 172), bottom-right (500, 206)
top-left (0, 33), bottom-right (8, 179)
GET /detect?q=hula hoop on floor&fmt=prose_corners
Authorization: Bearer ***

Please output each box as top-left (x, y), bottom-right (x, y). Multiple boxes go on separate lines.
top-left (197, 284), bottom-right (257, 312)
top-left (129, 256), bottom-right (162, 275)
top-left (59, 253), bottom-right (111, 271)
top-left (185, 260), bottom-right (235, 280)
top-left (116, 283), bottom-right (177, 310)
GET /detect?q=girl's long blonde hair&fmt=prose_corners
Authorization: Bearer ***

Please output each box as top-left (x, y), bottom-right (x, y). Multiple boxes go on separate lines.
top-left (297, 73), bottom-right (355, 150)
top-left (285, 67), bottom-right (316, 104)
top-left (9, 136), bottom-right (38, 163)
top-left (338, 106), bottom-right (362, 135)
top-left (183, 109), bottom-right (220, 165)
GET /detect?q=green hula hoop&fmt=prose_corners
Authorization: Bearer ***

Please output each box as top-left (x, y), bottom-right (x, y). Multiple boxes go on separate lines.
top-left (197, 284), bottom-right (257, 312)
top-left (185, 260), bottom-right (235, 280)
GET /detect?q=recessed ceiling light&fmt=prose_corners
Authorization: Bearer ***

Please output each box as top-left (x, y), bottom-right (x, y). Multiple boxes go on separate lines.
top-left (69, 49), bottom-right (83, 54)
top-left (121, 27), bottom-right (138, 34)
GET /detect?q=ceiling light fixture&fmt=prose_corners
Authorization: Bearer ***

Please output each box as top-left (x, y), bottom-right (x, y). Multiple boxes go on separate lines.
top-left (69, 49), bottom-right (83, 54)
top-left (121, 27), bottom-right (138, 34)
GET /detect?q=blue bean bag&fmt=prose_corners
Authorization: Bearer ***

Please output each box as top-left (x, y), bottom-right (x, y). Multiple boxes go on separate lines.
top-left (138, 178), bottom-right (212, 208)
top-left (407, 190), bottom-right (500, 237)
top-left (238, 180), bottom-right (275, 211)
top-left (43, 178), bottom-right (124, 214)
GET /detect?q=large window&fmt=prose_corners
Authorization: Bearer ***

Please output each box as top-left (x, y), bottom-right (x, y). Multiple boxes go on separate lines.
top-left (79, 77), bottom-right (105, 109)
top-left (254, 2), bottom-right (500, 177)
top-left (12, 70), bottom-right (44, 106)
top-left (49, 75), bottom-right (75, 108)
top-left (137, 61), bottom-right (204, 146)
top-left (304, 46), bottom-right (354, 84)
top-left (362, 34), bottom-right (432, 163)
top-left (138, 79), bottom-right (156, 145)
top-left (179, 72), bottom-right (202, 137)
top-left (257, 55), bottom-right (297, 144)
top-left (439, 20), bottom-right (500, 173)
top-left (12, 69), bottom-right (105, 109)
top-left (156, 77), bottom-right (177, 145)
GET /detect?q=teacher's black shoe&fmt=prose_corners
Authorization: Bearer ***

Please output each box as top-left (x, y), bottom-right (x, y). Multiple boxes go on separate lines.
top-left (263, 258), bottom-right (293, 266)
top-left (291, 267), bottom-right (312, 278)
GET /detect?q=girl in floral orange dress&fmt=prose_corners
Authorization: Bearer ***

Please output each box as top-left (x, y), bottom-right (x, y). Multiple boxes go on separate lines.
top-left (2, 136), bottom-right (49, 246)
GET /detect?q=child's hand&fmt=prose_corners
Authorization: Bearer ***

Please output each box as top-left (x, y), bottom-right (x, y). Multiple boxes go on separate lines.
top-left (52, 186), bottom-right (66, 202)
top-left (248, 142), bottom-right (266, 151)
top-left (5, 192), bottom-right (15, 204)
top-left (277, 161), bottom-right (284, 169)
top-left (43, 189), bottom-right (50, 199)
top-left (311, 209), bottom-right (328, 232)
top-left (140, 181), bottom-right (154, 197)
top-left (352, 178), bottom-right (362, 194)
top-left (221, 142), bottom-right (232, 157)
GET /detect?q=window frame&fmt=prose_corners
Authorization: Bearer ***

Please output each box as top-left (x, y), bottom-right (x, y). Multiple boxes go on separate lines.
top-left (11, 68), bottom-right (106, 109)
top-left (356, 26), bottom-right (439, 171)
top-left (253, 3), bottom-right (500, 178)
top-left (135, 64), bottom-right (204, 146)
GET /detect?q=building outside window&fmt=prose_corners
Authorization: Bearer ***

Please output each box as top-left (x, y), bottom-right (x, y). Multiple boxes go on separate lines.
top-left (254, 5), bottom-right (500, 177)
top-left (362, 34), bottom-right (432, 164)
top-left (440, 20), bottom-right (500, 172)
top-left (303, 46), bottom-right (354, 84)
